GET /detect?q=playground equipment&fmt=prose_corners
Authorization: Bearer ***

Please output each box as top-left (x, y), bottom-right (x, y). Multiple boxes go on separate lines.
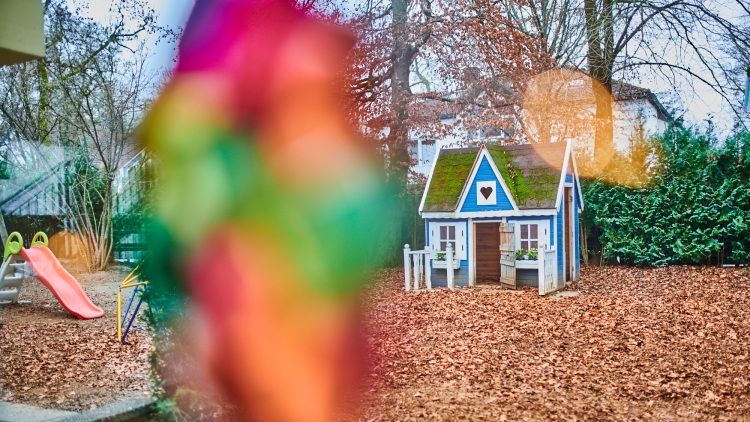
top-left (0, 232), bottom-right (28, 303)
top-left (117, 267), bottom-right (148, 344)
top-left (116, 266), bottom-right (170, 345)
top-left (0, 231), bottom-right (104, 319)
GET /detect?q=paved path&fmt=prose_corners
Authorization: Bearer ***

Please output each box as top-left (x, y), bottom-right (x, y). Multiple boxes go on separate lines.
top-left (0, 398), bottom-right (154, 421)
top-left (0, 401), bottom-right (76, 422)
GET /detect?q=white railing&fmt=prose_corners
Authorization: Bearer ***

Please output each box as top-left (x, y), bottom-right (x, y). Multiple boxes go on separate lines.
top-left (403, 244), bottom-right (455, 291)
top-left (538, 247), bottom-right (558, 295)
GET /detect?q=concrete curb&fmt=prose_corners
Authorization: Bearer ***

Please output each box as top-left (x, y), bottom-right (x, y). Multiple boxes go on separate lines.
top-left (51, 398), bottom-right (156, 422)
top-left (0, 401), bottom-right (76, 422)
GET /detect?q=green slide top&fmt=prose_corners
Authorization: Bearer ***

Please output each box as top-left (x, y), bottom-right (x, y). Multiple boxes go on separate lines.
top-left (4, 232), bottom-right (22, 261)
top-left (31, 232), bottom-right (48, 248)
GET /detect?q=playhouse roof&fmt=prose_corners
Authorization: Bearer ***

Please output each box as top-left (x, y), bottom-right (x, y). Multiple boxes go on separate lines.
top-left (422, 142), bottom-right (571, 212)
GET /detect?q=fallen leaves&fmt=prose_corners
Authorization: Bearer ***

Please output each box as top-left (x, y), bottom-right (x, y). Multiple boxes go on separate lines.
top-left (0, 321), bottom-right (151, 411)
top-left (0, 269), bottom-right (151, 412)
top-left (358, 266), bottom-right (750, 420)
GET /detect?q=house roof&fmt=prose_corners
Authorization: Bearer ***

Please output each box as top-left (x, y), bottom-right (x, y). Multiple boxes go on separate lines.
top-left (612, 82), bottom-right (671, 122)
top-left (526, 74), bottom-right (671, 122)
top-left (422, 142), bottom-right (572, 212)
top-left (422, 148), bottom-right (479, 212)
top-left (490, 143), bottom-right (567, 209)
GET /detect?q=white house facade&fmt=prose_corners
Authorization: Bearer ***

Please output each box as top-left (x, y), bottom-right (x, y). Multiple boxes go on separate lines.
top-left (410, 81), bottom-right (670, 177)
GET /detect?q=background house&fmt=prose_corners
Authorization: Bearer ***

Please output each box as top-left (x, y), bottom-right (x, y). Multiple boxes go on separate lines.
top-left (410, 78), bottom-right (670, 177)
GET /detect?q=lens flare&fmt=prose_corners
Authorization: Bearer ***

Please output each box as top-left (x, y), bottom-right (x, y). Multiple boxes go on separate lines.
top-left (523, 68), bottom-right (625, 182)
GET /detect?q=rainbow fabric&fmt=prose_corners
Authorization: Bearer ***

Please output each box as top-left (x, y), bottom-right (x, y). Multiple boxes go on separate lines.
top-left (140, 1), bottom-right (391, 420)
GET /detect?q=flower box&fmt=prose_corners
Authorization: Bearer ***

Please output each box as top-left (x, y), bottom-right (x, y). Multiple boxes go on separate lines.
top-left (515, 259), bottom-right (539, 269)
top-left (432, 258), bottom-right (460, 269)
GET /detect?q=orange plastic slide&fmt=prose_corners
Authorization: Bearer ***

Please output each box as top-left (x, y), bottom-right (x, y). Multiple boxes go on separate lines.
top-left (20, 246), bottom-right (105, 319)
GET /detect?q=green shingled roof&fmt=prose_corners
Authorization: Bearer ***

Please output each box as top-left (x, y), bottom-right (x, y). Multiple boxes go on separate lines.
top-left (422, 148), bottom-right (478, 212)
top-left (422, 143), bottom-right (569, 212)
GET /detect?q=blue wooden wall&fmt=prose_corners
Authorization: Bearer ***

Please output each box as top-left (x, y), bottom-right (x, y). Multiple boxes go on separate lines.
top-left (430, 267), bottom-right (470, 287)
top-left (460, 156), bottom-right (514, 212)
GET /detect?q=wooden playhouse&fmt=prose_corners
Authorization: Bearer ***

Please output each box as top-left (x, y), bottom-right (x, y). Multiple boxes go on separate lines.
top-left (404, 141), bottom-right (583, 295)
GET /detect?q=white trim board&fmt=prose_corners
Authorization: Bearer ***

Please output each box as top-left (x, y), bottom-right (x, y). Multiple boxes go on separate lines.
top-left (554, 140), bottom-right (573, 212)
top-left (570, 150), bottom-right (584, 210)
top-left (418, 146), bottom-right (442, 214)
top-left (422, 209), bottom-right (558, 219)
top-left (553, 140), bottom-right (584, 212)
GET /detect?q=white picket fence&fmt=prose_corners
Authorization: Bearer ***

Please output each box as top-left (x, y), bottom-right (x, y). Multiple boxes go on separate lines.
top-left (403, 244), bottom-right (457, 291)
top-left (404, 244), bottom-right (558, 294)
top-left (538, 247), bottom-right (558, 295)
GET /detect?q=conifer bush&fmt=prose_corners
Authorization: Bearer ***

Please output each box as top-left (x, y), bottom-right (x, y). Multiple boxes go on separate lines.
top-left (581, 128), bottom-right (750, 266)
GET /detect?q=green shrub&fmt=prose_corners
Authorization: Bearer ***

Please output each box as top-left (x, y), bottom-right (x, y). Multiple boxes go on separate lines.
top-left (581, 128), bottom-right (750, 266)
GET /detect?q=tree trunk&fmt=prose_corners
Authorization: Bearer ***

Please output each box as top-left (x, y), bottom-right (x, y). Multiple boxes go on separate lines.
top-left (389, 0), bottom-right (412, 191)
top-left (37, 60), bottom-right (51, 145)
top-left (584, 0), bottom-right (614, 164)
top-left (386, 0), bottom-right (415, 260)
top-left (580, 219), bottom-right (589, 267)
top-left (0, 211), bottom-right (8, 247)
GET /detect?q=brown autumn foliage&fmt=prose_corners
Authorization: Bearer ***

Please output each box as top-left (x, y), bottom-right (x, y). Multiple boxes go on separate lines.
top-left (341, 0), bottom-right (554, 184)
top-left (358, 266), bottom-right (750, 420)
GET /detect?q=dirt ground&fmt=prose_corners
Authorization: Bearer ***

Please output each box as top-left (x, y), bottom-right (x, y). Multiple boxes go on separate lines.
top-left (359, 266), bottom-right (750, 421)
top-left (0, 260), bottom-right (151, 412)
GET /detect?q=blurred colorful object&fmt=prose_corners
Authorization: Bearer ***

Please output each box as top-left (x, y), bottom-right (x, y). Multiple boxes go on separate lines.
top-left (140, 0), bottom-right (391, 420)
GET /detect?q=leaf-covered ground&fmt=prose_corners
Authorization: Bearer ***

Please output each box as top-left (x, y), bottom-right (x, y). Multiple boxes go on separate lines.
top-left (0, 266), bottom-right (151, 412)
top-left (360, 266), bottom-right (750, 421)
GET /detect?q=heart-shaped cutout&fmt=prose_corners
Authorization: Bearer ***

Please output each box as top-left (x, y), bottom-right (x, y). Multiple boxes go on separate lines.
top-left (480, 186), bottom-right (493, 199)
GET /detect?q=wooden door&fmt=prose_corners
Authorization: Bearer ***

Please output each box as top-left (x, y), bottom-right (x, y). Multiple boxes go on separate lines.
top-left (499, 223), bottom-right (516, 289)
top-left (564, 187), bottom-right (573, 281)
top-left (475, 223), bottom-right (500, 283)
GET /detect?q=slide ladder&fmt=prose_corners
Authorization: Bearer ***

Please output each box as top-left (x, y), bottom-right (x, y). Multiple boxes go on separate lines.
top-left (0, 232), bottom-right (27, 304)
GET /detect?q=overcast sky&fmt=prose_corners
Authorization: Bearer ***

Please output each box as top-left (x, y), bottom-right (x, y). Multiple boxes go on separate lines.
top-left (74, 0), bottom-right (194, 72)
top-left (144, 0), bottom-right (195, 71)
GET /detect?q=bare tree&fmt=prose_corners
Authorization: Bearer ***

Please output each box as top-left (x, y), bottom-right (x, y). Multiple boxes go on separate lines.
top-left (345, 0), bottom-right (552, 176)
top-left (501, 0), bottom-right (588, 68)
top-left (582, 0), bottom-right (750, 161)
top-left (55, 43), bottom-right (156, 270)
top-left (340, 0), bottom-right (552, 251)
top-left (0, 0), bottom-right (167, 270)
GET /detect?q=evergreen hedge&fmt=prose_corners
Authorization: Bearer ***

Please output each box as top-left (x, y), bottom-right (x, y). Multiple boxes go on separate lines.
top-left (581, 128), bottom-right (750, 266)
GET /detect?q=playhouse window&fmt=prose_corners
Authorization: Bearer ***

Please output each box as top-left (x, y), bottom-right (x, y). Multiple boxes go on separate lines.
top-left (439, 225), bottom-right (456, 252)
top-left (520, 224), bottom-right (538, 251)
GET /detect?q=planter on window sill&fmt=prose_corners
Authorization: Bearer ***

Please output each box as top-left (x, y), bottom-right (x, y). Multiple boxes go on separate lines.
top-left (515, 259), bottom-right (539, 269)
top-left (432, 258), bottom-right (460, 269)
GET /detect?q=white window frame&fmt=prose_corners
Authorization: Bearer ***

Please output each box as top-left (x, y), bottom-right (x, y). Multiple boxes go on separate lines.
top-left (439, 225), bottom-right (457, 252)
top-left (519, 223), bottom-right (540, 252)
top-left (512, 220), bottom-right (551, 252)
top-left (428, 221), bottom-right (467, 260)
top-left (419, 139), bottom-right (437, 166)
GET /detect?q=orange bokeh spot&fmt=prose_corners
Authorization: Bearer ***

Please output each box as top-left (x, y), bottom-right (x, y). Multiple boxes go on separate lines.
top-left (522, 68), bottom-right (617, 180)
